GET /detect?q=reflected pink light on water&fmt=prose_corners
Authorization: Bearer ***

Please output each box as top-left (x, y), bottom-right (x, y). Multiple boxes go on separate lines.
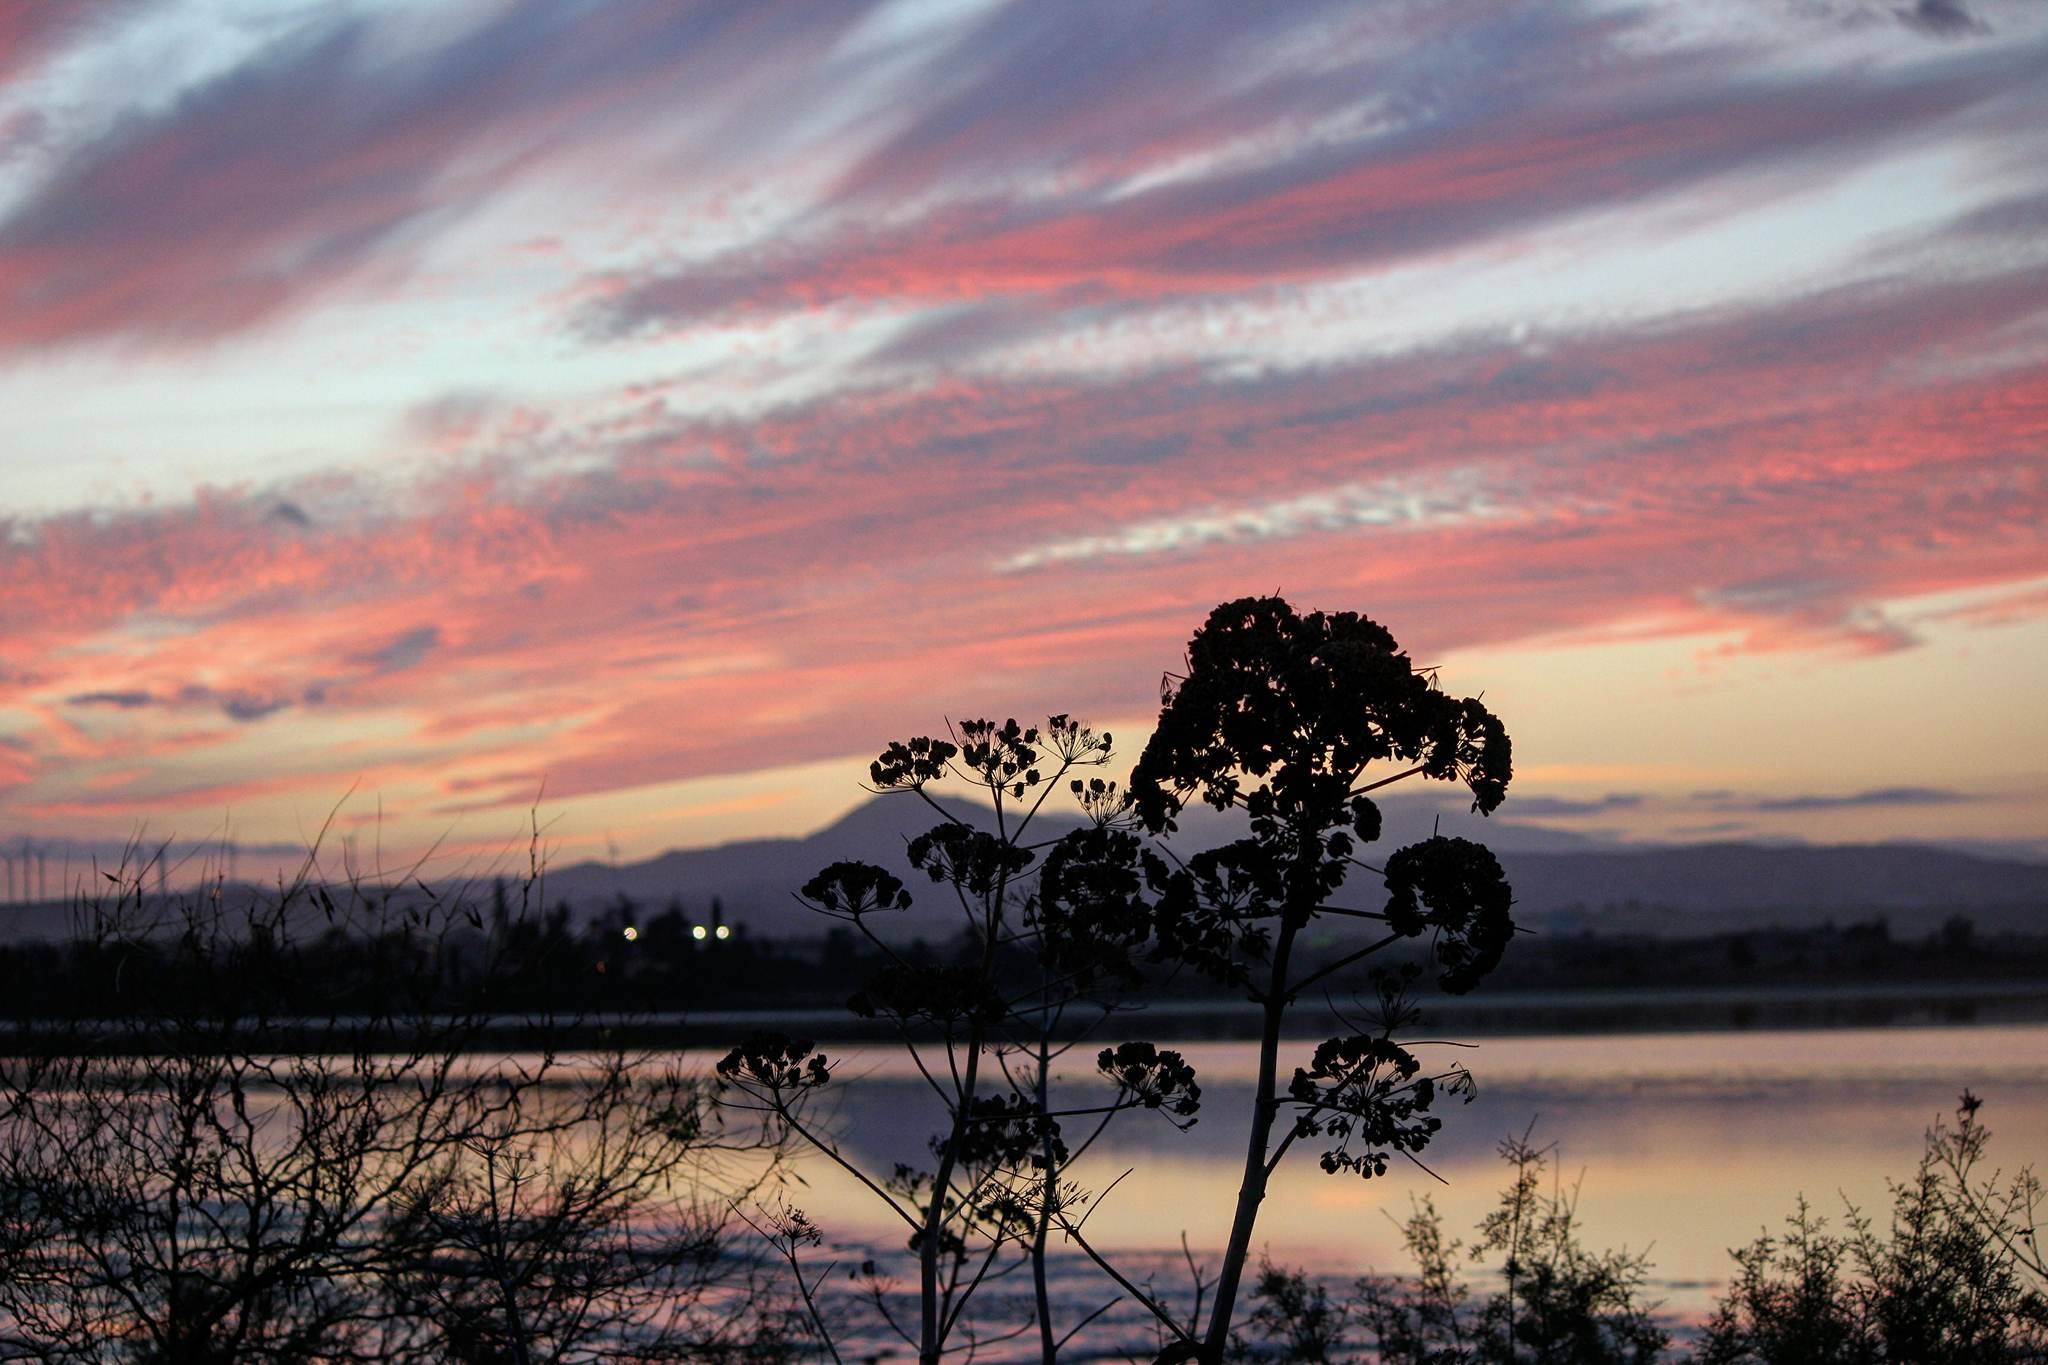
top-left (739, 1025), bottom-right (2048, 1319)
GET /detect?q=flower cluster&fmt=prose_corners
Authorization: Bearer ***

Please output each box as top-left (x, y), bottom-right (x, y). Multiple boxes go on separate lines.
top-left (798, 860), bottom-right (912, 918)
top-left (1097, 1041), bottom-right (1202, 1121)
top-left (1130, 596), bottom-right (1513, 833)
top-left (1033, 826), bottom-right (1169, 988)
top-left (1382, 836), bottom-right (1515, 994)
top-left (716, 1032), bottom-right (832, 1092)
top-left (947, 1094), bottom-right (1070, 1170)
top-left (955, 717), bottom-right (1042, 798)
top-left (1043, 713), bottom-right (1114, 768)
top-left (869, 735), bottom-right (958, 789)
top-left (906, 823), bottom-right (1034, 897)
top-left (1070, 774), bottom-right (1131, 826)
top-left (1287, 1033), bottom-right (1460, 1179)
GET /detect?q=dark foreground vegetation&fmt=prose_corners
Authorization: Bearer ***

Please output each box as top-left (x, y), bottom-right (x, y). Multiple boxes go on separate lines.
top-left (1236, 1096), bottom-right (2045, 1364)
top-left (0, 871), bottom-right (817, 1362)
top-left (1, 597), bottom-right (2039, 1363)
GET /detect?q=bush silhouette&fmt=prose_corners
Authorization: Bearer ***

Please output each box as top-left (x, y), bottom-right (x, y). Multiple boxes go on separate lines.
top-left (0, 855), bottom-right (799, 1363)
top-left (1234, 1096), bottom-right (2045, 1364)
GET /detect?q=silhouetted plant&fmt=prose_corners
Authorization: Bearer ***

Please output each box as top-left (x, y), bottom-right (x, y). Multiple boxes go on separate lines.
top-left (720, 595), bottom-right (1518, 1364)
top-left (1129, 597), bottom-right (1513, 1362)
top-left (1230, 1130), bottom-right (1664, 1365)
top-left (0, 852), bottom-right (796, 1363)
top-left (1467, 1130), bottom-right (1668, 1364)
top-left (1235, 1098), bottom-right (2044, 1365)
top-left (374, 1064), bottom-right (779, 1364)
top-left (716, 712), bottom-right (1206, 1364)
top-left (1237, 1261), bottom-right (1355, 1363)
top-left (1697, 1095), bottom-right (2047, 1365)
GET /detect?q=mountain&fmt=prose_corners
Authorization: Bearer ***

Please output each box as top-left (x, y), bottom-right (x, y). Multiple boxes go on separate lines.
top-left (540, 795), bottom-right (1062, 939)
top-left (1498, 842), bottom-right (2048, 935)
top-left (540, 797), bottom-right (2048, 941)
top-left (7, 797), bottom-right (2037, 947)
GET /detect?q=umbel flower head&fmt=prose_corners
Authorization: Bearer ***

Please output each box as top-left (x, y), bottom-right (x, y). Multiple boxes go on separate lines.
top-left (1130, 596), bottom-right (1511, 843)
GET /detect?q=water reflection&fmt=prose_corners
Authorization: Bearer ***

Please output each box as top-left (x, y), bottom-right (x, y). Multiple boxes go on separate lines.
top-left (743, 1024), bottom-right (2048, 1320)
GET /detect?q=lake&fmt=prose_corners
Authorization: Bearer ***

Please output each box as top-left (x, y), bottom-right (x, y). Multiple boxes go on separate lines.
top-left (728, 1021), bottom-right (2048, 1358)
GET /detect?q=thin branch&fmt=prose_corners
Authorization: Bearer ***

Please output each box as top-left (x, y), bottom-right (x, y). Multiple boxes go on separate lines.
top-left (1053, 1297), bottom-right (1122, 1353)
top-left (762, 1102), bottom-right (918, 1232)
top-left (1287, 931), bottom-right (1403, 999)
top-left (1058, 1219), bottom-right (1195, 1343)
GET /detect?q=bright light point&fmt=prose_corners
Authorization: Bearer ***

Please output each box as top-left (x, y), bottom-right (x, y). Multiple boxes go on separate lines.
top-left (691, 925), bottom-right (708, 941)
top-left (621, 925), bottom-right (638, 942)
top-left (715, 924), bottom-right (732, 940)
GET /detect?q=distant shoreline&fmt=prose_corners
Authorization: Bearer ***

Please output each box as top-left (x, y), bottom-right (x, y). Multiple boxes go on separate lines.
top-left (6, 979), bottom-right (2043, 1054)
top-left (673, 977), bottom-right (2048, 1043)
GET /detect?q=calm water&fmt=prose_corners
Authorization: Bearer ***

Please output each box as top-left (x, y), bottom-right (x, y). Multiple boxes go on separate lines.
top-left (727, 1023), bottom-right (2048, 1351)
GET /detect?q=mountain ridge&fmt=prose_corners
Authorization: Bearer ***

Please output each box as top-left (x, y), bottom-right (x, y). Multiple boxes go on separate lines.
top-left (540, 795), bottom-right (2048, 941)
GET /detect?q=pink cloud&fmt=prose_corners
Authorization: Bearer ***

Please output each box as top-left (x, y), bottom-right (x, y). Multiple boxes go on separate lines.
top-left (4, 259), bottom-right (2044, 838)
top-left (0, 2), bottom-right (881, 351)
top-left (588, 33), bottom-right (2039, 337)
top-left (0, 2), bottom-right (137, 86)
top-left (4, 1), bottom-right (2045, 853)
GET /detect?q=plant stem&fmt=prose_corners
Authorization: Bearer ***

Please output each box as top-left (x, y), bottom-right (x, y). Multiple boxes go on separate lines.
top-left (1202, 912), bottom-right (1301, 1359)
top-left (1035, 1003), bottom-right (1057, 1362)
top-left (923, 1033), bottom-right (980, 1364)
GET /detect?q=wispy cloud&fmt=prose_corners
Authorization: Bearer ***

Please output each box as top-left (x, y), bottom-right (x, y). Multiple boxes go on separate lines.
top-left (354, 626), bottom-right (441, 675)
top-left (64, 690), bottom-right (154, 710)
top-left (0, 0), bottom-right (2044, 852)
top-left (0, 2), bottom-right (137, 85)
top-left (1508, 794), bottom-right (1647, 818)
top-left (997, 468), bottom-right (1546, 571)
top-left (1734, 787), bottom-right (1981, 812)
top-left (0, 1), bottom-right (883, 351)
top-left (3, 252), bottom-right (2043, 835)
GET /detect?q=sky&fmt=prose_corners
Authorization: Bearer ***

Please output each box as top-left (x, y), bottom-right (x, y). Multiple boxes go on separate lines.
top-left (1, 0), bottom-right (2045, 886)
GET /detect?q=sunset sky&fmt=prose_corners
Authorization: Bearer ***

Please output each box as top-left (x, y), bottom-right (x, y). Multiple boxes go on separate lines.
top-left (2, 0), bottom-right (2044, 882)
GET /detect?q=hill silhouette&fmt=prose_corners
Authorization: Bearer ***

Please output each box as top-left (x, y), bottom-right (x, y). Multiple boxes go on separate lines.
top-left (541, 795), bottom-right (2048, 941)
top-left (544, 794), bottom-right (1057, 940)
top-left (2, 797), bottom-right (2038, 946)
